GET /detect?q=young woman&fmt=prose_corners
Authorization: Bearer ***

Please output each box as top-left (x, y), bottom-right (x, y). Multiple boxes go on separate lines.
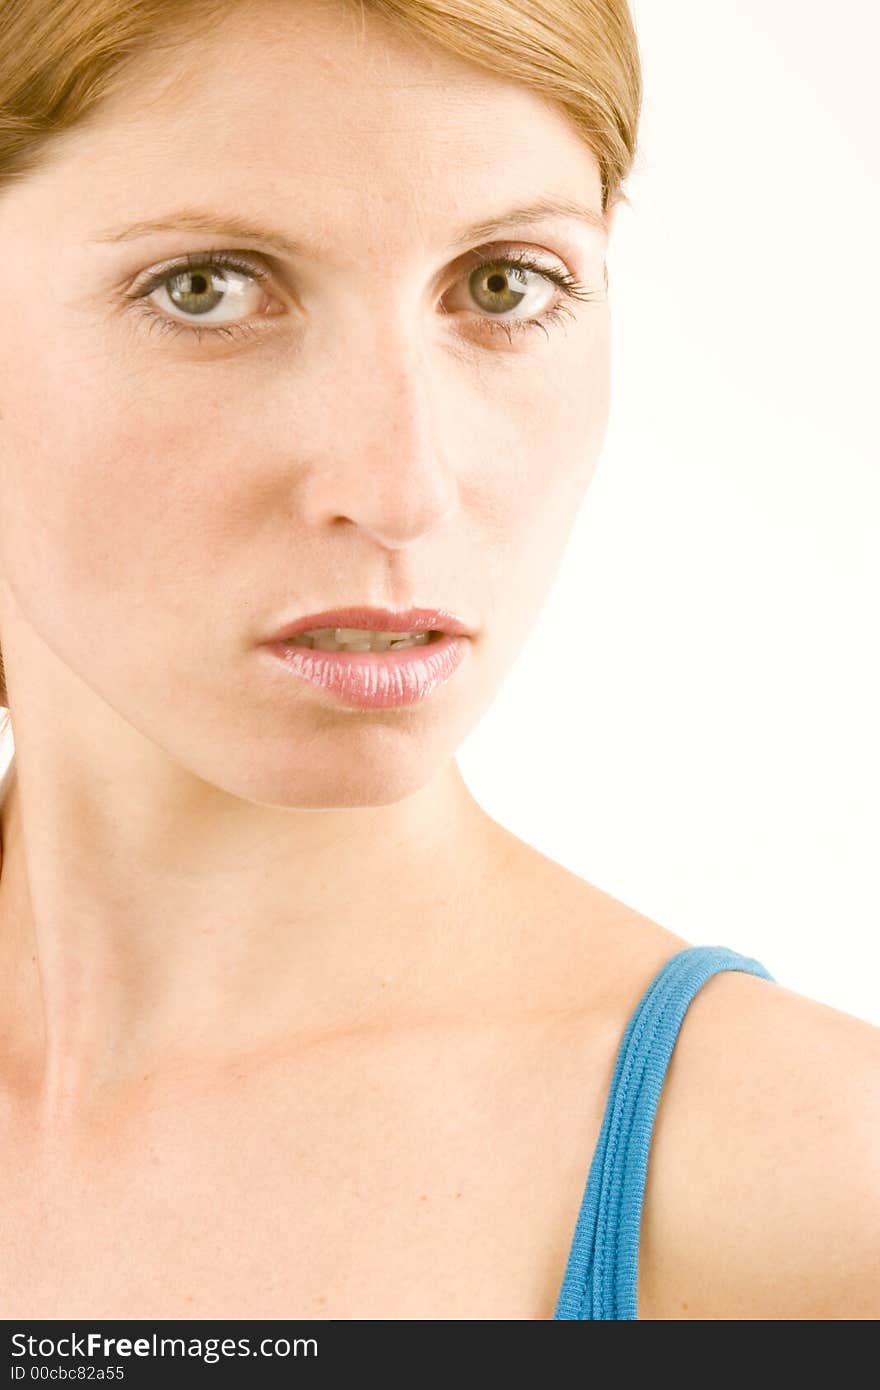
top-left (0, 0), bottom-right (876, 1320)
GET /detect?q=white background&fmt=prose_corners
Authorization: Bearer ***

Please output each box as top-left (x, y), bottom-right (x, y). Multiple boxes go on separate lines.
top-left (1, 2), bottom-right (876, 1025)
top-left (459, 0), bottom-right (880, 1025)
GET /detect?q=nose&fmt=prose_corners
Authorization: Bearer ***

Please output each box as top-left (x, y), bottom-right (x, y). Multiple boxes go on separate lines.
top-left (297, 327), bottom-right (460, 550)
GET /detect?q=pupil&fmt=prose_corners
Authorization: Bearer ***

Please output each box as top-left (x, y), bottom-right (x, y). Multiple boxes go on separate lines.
top-left (191, 274), bottom-right (208, 294)
top-left (487, 273), bottom-right (505, 292)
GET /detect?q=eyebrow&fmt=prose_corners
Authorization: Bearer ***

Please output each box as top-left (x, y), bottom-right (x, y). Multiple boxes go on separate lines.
top-left (89, 195), bottom-right (607, 256)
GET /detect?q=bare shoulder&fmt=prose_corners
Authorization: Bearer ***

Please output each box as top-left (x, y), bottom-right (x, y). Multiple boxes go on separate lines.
top-left (637, 967), bottom-right (880, 1319)
top-left (482, 823), bottom-right (696, 1009)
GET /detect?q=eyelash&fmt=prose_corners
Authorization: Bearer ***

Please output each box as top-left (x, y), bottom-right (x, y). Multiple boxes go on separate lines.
top-left (126, 247), bottom-right (599, 347)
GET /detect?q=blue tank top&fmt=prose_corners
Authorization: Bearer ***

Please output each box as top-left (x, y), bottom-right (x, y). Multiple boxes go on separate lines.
top-left (553, 943), bottom-right (776, 1320)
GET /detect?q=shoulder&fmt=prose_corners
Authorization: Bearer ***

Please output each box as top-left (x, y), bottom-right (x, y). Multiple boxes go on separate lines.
top-left (637, 967), bottom-right (880, 1319)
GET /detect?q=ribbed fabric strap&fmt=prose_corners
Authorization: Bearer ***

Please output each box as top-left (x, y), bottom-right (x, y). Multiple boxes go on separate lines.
top-left (553, 944), bottom-right (776, 1320)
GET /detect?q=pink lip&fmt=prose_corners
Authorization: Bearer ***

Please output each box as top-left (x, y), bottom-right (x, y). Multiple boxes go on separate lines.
top-left (262, 606), bottom-right (472, 642)
top-left (259, 631), bottom-right (468, 708)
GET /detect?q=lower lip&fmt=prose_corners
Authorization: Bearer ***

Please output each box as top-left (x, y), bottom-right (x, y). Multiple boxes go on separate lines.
top-left (259, 633), bottom-right (468, 708)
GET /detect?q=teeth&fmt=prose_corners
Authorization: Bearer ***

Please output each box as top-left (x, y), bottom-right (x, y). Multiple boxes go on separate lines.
top-left (285, 627), bottom-right (438, 652)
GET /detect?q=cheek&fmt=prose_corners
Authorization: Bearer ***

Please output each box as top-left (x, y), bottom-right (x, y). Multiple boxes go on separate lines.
top-left (0, 337), bottom-right (242, 675)
top-left (0, 296), bottom-right (610, 705)
top-left (471, 329), bottom-right (610, 633)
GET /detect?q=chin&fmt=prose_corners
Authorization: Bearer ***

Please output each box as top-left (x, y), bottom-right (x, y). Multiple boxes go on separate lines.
top-left (202, 721), bottom-right (452, 810)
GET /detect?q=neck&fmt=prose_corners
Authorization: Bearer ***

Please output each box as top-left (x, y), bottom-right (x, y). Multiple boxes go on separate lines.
top-left (0, 749), bottom-right (508, 1127)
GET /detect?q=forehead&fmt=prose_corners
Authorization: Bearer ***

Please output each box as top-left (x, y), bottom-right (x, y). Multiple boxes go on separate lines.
top-left (12, 0), bottom-right (603, 260)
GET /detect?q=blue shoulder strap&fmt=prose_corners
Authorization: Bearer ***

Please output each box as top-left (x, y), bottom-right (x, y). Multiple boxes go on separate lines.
top-left (553, 944), bottom-right (776, 1319)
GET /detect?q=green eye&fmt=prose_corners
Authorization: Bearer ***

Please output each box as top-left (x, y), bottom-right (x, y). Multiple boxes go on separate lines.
top-left (127, 246), bottom-right (600, 347)
top-left (469, 260), bottom-right (533, 313)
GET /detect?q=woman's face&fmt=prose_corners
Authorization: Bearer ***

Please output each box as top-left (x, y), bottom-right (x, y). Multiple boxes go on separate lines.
top-left (0, 0), bottom-right (612, 808)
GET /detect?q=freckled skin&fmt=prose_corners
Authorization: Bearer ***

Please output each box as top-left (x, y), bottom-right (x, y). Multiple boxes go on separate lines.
top-left (0, 0), bottom-right (614, 1097)
top-left (0, 0), bottom-right (635, 1321)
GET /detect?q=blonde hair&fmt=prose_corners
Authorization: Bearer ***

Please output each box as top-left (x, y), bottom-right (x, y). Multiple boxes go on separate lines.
top-left (0, 0), bottom-right (641, 715)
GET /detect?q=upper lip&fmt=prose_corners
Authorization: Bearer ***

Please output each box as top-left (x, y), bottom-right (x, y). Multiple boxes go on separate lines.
top-left (262, 606), bottom-right (472, 642)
